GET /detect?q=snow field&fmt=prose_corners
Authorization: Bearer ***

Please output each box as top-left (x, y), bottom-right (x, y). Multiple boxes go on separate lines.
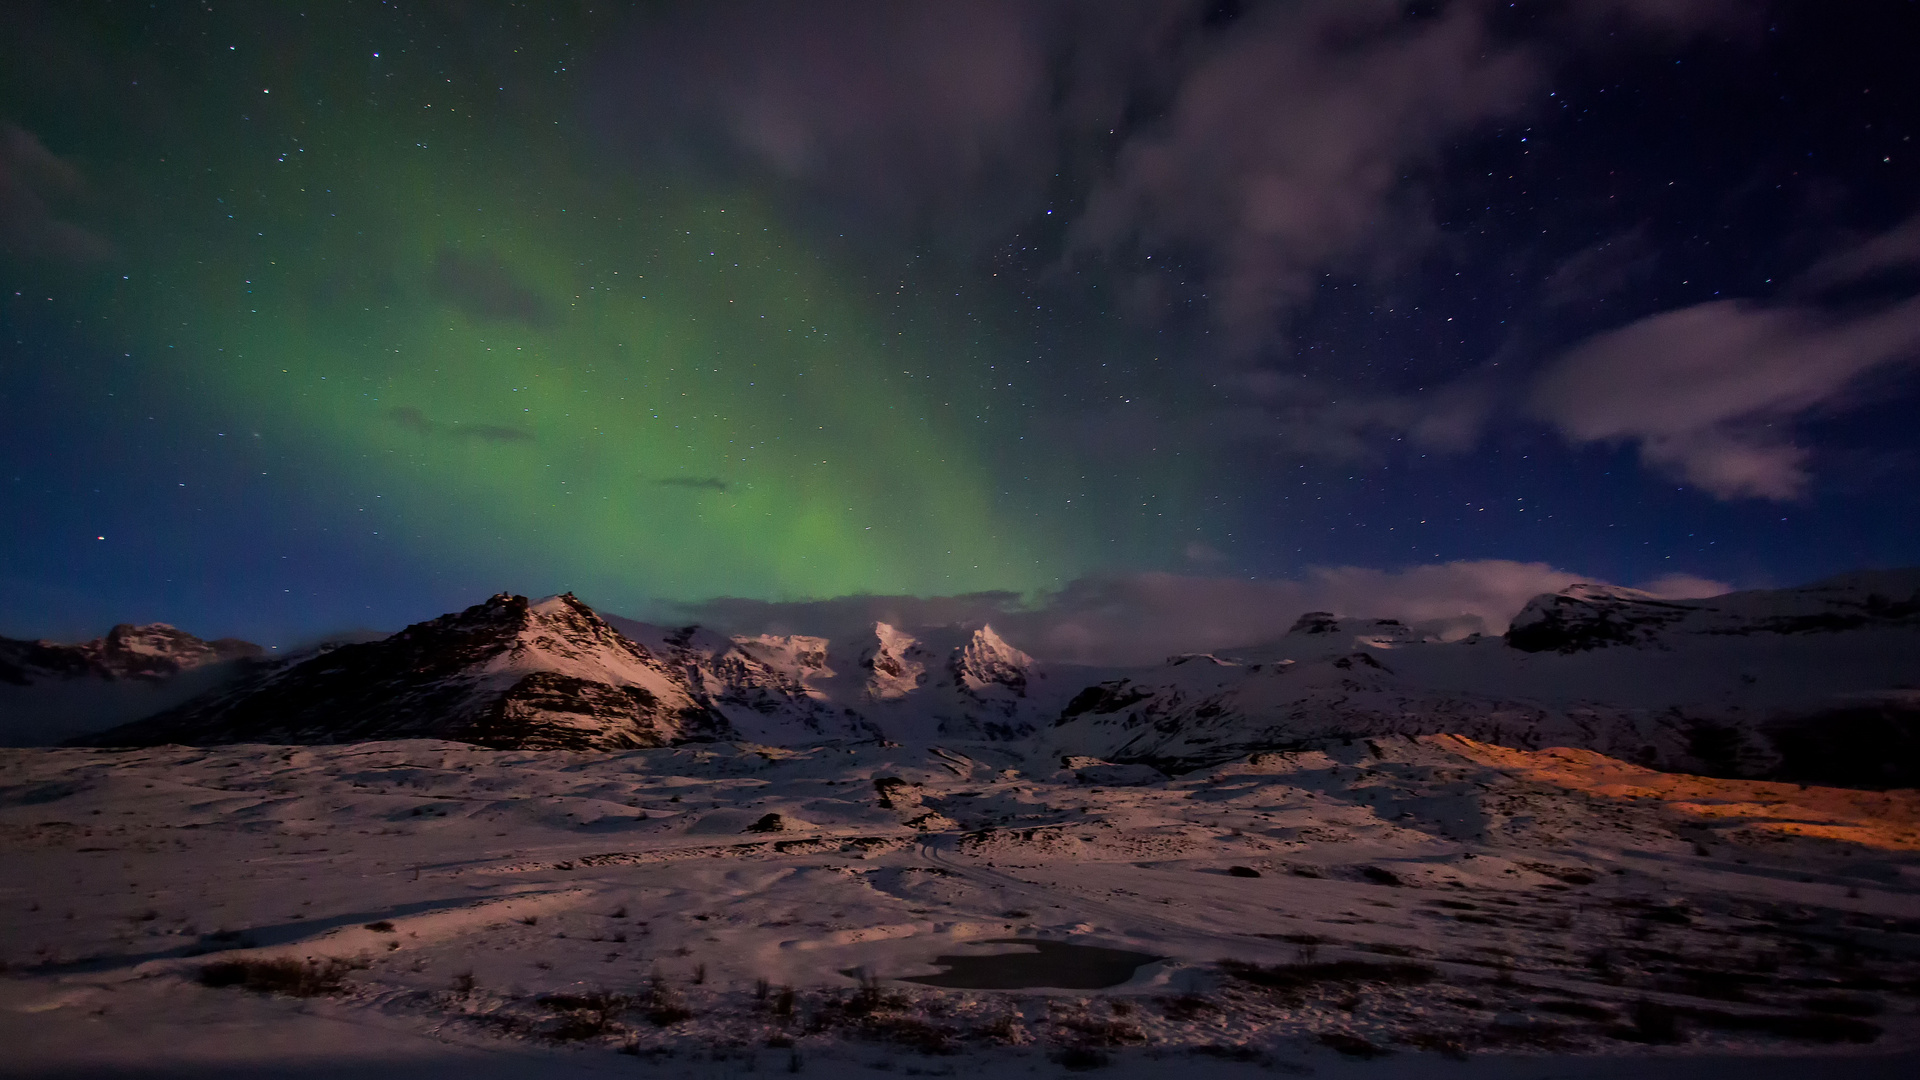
top-left (2, 736), bottom-right (1917, 1076)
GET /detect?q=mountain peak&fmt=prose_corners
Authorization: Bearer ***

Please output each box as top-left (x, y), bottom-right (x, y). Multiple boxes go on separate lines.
top-left (861, 622), bottom-right (928, 702)
top-left (82, 593), bottom-right (724, 750)
top-left (1, 622), bottom-right (262, 686)
top-left (952, 624), bottom-right (1032, 698)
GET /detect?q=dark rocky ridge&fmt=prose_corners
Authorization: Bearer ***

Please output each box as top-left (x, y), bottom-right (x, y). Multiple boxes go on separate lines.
top-left (0, 624), bottom-right (262, 686)
top-left (78, 594), bottom-right (727, 751)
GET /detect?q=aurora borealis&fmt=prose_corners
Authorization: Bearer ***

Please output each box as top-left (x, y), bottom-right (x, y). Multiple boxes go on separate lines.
top-left (4, 5), bottom-right (1096, 618)
top-left (5, 1), bottom-right (1920, 649)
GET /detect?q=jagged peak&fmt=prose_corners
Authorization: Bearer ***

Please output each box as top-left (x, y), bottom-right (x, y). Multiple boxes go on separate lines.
top-left (871, 621), bottom-right (921, 654)
top-left (1286, 612), bottom-right (1341, 635)
top-left (952, 623), bottom-right (1033, 698)
top-left (529, 592), bottom-right (595, 617)
top-left (1558, 583), bottom-right (1663, 603)
top-left (862, 622), bottom-right (927, 701)
top-left (964, 624), bottom-right (1030, 664)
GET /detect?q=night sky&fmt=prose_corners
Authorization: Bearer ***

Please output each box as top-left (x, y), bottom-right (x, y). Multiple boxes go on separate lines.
top-left (3, 1), bottom-right (1918, 652)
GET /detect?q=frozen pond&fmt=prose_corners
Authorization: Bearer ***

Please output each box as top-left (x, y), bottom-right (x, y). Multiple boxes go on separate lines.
top-left (898, 939), bottom-right (1164, 990)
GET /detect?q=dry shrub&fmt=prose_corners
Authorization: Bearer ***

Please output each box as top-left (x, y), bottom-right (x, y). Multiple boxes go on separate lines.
top-left (643, 976), bottom-right (693, 1026)
top-left (1057, 1015), bottom-right (1145, 1047)
top-left (1161, 994), bottom-right (1218, 1020)
top-left (856, 1013), bottom-right (959, 1054)
top-left (976, 1013), bottom-right (1028, 1044)
top-left (198, 957), bottom-right (359, 997)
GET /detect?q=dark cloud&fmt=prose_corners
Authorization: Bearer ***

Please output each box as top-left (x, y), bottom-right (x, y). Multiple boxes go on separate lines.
top-left (430, 248), bottom-right (554, 326)
top-left (609, 0), bottom-right (1764, 479)
top-left (1075, 0), bottom-right (1538, 349)
top-left (460, 424), bottom-right (536, 444)
top-left (388, 406), bottom-right (436, 436)
top-left (386, 407), bottom-right (534, 444)
top-left (0, 123), bottom-right (116, 263)
top-left (655, 476), bottom-right (729, 492)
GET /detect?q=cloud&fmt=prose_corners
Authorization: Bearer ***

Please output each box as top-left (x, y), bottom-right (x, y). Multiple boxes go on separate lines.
top-left (1637, 573), bottom-right (1731, 600)
top-left (1214, 374), bottom-right (1494, 460)
top-left (387, 406), bottom-right (534, 444)
top-left (617, 1), bottom-right (1740, 320)
top-left (671, 559), bottom-right (1670, 666)
top-left (1529, 295), bottom-right (1920, 500)
top-left (655, 476), bottom-right (729, 492)
top-left (430, 249), bottom-right (554, 326)
top-left (0, 123), bottom-right (116, 262)
top-left (1074, 0), bottom-right (1537, 347)
top-left (1564, 0), bottom-right (1758, 35)
top-left (608, 0), bottom-right (1765, 461)
top-left (666, 590), bottom-right (1025, 651)
top-left (1000, 560), bottom-right (1591, 664)
top-left (1795, 210), bottom-right (1920, 294)
top-left (611, 0), bottom-right (1078, 245)
top-left (1542, 228), bottom-right (1659, 309)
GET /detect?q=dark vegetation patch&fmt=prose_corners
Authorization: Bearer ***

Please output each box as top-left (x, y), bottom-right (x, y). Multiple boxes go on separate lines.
top-left (1220, 959), bottom-right (1435, 1003)
top-left (1803, 994), bottom-right (1883, 1017)
top-left (1318, 1032), bottom-right (1391, 1058)
top-left (198, 957), bottom-right (361, 996)
top-left (1050, 1046), bottom-right (1112, 1070)
top-left (1764, 703), bottom-right (1920, 789)
top-left (1160, 994), bottom-right (1218, 1020)
top-left (642, 977), bottom-right (694, 1027)
top-left (1538, 999), bottom-right (1616, 1021)
top-left (1189, 1044), bottom-right (1267, 1063)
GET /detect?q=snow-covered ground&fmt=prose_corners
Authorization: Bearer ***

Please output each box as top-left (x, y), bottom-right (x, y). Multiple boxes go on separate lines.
top-left (3, 736), bottom-right (1916, 1077)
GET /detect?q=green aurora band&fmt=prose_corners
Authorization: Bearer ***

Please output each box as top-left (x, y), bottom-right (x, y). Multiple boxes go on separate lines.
top-left (5, 6), bottom-right (1199, 609)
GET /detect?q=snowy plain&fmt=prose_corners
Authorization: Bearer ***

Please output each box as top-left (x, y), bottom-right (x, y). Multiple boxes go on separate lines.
top-left (4, 734), bottom-right (1917, 1079)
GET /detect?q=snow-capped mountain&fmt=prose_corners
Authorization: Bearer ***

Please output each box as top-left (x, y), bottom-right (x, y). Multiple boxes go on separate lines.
top-left (64, 570), bottom-right (1920, 787)
top-left (846, 623), bottom-right (1055, 742)
top-left (0, 623), bottom-right (267, 747)
top-left (0, 623), bottom-right (261, 685)
top-left (1506, 570), bottom-right (1920, 652)
top-left (1044, 570), bottom-right (1920, 786)
top-left (600, 617), bottom-right (877, 744)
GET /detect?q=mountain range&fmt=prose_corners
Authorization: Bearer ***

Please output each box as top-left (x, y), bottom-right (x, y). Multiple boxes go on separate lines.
top-left (10, 570), bottom-right (1917, 786)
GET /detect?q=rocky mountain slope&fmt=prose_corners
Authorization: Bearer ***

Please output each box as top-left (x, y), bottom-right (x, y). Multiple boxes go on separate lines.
top-left (79, 594), bottom-right (734, 751)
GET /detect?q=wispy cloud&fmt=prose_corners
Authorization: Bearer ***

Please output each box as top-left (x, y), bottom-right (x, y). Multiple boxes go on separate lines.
top-left (1530, 213), bottom-right (1920, 501)
top-left (430, 248), bottom-right (554, 327)
top-left (0, 123), bottom-right (116, 263)
top-left (387, 406), bottom-right (534, 444)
